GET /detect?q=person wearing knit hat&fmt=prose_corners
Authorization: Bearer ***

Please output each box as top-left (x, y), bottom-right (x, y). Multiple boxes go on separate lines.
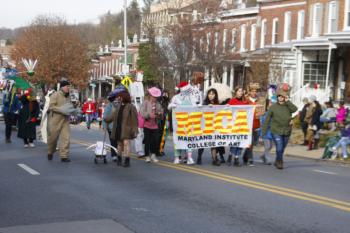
top-left (47, 79), bottom-right (73, 162)
top-left (245, 82), bottom-right (265, 166)
top-left (304, 94), bottom-right (323, 151)
top-left (261, 83), bottom-right (298, 169)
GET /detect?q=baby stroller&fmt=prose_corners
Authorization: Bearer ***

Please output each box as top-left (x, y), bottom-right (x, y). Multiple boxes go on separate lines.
top-left (86, 130), bottom-right (118, 164)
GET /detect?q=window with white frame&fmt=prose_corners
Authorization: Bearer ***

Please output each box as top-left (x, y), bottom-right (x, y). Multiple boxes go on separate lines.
top-left (312, 3), bottom-right (323, 36)
top-left (223, 29), bottom-right (227, 53)
top-left (260, 19), bottom-right (267, 48)
top-left (250, 24), bottom-right (256, 50)
top-left (284, 11), bottom-right (291, 42)
top-left (297, 10), bottom-right (305, 39)
top-left (328, 1), bottom-right (338, 33)
top-left (345, 0), bottom-right (350, 29)
top-left (240, 25), bottom-right (246, 52)
top-left (272, 18), bottom-right (279, 45)
top-left (214, 32), bottom-right (219, 55)
top-left (303, 63), bottom-right (327, 88)
top-left (231, 29), bottom-right (237, 52)
top-left (206, 32), bottom-right (211, 52)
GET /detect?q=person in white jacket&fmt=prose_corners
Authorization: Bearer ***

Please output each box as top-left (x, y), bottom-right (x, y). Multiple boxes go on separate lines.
top-left (168, 81), bottom-right (201, 165)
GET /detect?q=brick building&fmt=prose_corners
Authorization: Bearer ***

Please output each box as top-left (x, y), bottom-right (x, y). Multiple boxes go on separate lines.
top-left (143, 0), bottom-right (350, 105)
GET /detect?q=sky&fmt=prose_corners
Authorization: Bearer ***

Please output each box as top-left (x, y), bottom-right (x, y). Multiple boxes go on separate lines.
top-left (0, 0), bottom-right (142, 29)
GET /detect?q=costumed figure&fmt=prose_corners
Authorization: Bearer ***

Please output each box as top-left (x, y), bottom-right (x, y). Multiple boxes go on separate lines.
top-left (38, 89), bottom-right (56, 143)
top-left (129, 72), bottom-right (145, 157)
top-left (168, 81), bottom-right (201, 165)
top-left (82, 98), bottom-right (96, 129)
top-left (17, 88), bottom-right (40, 147)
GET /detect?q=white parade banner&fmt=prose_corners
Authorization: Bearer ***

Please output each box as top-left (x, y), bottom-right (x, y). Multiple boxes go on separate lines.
top-left (172, 105), bottom-right (255, 150)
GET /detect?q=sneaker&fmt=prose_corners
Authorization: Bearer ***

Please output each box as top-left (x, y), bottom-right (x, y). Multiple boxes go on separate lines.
top-left (343, 155), bottom-right (348, 160)
top-left (151, 154), bottom-right (159, 163)
top-left (331, 147), bottom-right (337, 151)
top-left (173, 157), bottom-right (180, 164)
top-left (187, 157), bottom-right (195, 165)
top-left (145, 156), bottom-right (151, 163)
top-left (112, 156), bottom-right (117, 162)
top-left (233, 157), bottom-right (241, 167)
top-left (29, 143), bottom-right (35, 148)
top-left (24, 144), bottom-right (29, 148)
top-left (248, 161), bottom-right (255, 167)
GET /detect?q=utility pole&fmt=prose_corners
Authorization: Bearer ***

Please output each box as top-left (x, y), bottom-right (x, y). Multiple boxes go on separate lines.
top-left (124, 0), bottom-right (128, 74)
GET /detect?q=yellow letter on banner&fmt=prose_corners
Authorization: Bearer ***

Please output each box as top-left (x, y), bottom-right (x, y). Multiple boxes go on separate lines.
top-left (175, 112), bottom-right (189, 136)
top-left (232, 110), bottom-right (249, 134)
top-left (203, 112), bottom-right (215, 135)
top-left (186, 112), bottom-right (203, 136)
top-left (214, 110), bottom-right (233, 134)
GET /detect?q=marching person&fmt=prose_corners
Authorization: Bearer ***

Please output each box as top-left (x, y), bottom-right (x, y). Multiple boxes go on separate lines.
top-left (47, 80), bottom-right (75, 162)
top-left (168, 81), bottom-right (199, 165)
top-left (259, 99), bottom-right (274, 165)
top-left (197, 88), bottom-right (221, 166)
top-left (244, 83), bottom-right (265, 166)
top-left (141, 87), bottom-right (164, 163)
top-left (105, 90), bottom-right (138, 167)
top-left (262, 84), bottom-right (298, 169)
top-left (3, 83), bottom-right (21, 143)
top-left (83, 97), bottom-right (96, 129)
top-left (17, 88), bottom-right (40, 148)
top-left (227, 86), bottom-right (249, 167)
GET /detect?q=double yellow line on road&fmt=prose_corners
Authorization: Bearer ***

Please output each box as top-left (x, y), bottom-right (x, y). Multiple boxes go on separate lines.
top-left (73, 139), bottom-right (350, 212)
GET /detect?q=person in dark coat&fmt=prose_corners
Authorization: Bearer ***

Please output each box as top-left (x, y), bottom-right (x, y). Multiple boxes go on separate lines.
top-left (299, 97), bottom-right (310, 145)
top-left (17, 90), bottom-right (40, 148)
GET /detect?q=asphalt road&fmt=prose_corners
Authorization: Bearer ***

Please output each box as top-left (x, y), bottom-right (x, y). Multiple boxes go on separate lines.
top-left (0, 123), bottom-right (350, 233)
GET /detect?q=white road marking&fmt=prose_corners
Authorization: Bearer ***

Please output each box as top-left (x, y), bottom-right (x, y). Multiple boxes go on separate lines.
top-left (313, 169), bottom-right (338, 175)
top-left (18, 164), bottom-right (40, 175)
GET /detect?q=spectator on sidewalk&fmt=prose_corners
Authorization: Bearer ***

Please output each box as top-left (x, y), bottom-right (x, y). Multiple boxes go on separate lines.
top-left (336, 101), bottom-right (347, 126)
top-left (82, 98), bottom-right (96, 129)
top-left (320, 101), bottom-right (337, 130)
top-left (299, 97), bottom-right (310, 145)
top-left (17, 89), bottom-right (40, 148)
top-left (262, 83), bottom-right (298, 170)
top-left (331, 124), bottom-right (350, 160)
top-left (305, 95), bottom-right (323, 150)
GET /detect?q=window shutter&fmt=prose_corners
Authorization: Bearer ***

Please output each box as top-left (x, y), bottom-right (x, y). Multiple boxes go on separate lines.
top-left (324, 3), bottom-right (329, 33)
top-left (309, 5), bottom-right (314, 36)
top-left (319, 4), bottom-right (324, 35)
top-left (334, 1), bottom-right (339, 32)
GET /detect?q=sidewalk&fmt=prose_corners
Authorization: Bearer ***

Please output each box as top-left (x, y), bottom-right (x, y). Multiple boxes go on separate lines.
top-left (254, 144), bottom-right (350, 165)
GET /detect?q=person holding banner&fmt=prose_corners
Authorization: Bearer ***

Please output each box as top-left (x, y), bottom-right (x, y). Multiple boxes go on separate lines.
top-left (168, 81), bottom-right (200, 165)
top-left (197, 88), bottom-right (221, 166)
top-left (227, 86), bottom-right (249, 166)
top-left (262, 84), bottom-right (298, 169)
top-left (141, 87), bottom-right (163, 163)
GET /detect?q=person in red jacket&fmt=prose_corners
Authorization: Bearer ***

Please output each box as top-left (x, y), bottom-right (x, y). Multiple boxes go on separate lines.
top-left (227, 86), bottom-right (249, 166)
top-left (82, 98), bottom-right (96, 129)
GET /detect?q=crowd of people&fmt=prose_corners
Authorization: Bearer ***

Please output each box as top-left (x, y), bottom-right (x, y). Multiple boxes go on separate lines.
top-left (3, 77), bottom-right (349, 170)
